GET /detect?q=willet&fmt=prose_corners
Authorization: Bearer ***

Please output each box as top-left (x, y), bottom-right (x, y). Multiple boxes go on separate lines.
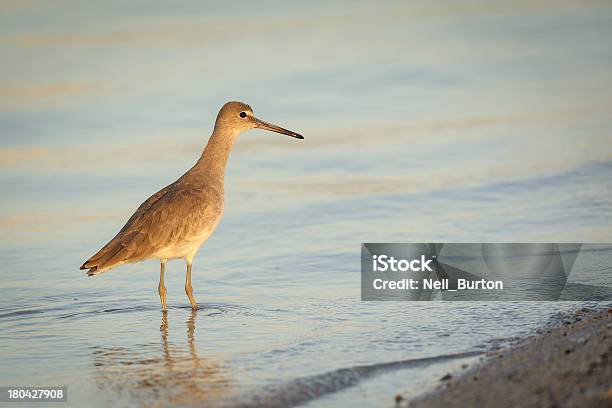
top-left (80, 101), bottom-right (303, 311)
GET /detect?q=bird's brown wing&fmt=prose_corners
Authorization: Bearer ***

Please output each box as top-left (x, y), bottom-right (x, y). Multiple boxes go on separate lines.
top-left (81, 184), bottom-right (221, 276)
top-left (80, 184), bottom-right (172, 269)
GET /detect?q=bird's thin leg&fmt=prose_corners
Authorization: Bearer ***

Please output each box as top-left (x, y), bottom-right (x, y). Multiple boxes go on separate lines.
top-left (159, 260), bottom-right (168, 312)
top-left (185, 259), bottom-right (198, 310)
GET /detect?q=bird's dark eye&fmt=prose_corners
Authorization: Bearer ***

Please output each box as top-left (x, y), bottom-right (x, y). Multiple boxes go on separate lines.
top-left (239, 111), bottom-right (247, 118)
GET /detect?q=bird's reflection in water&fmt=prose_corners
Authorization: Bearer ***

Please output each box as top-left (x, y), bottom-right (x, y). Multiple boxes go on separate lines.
top-left (92, 310), bottom-right (232, 407)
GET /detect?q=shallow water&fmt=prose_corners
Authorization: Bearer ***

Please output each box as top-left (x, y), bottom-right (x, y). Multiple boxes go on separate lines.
top-left (1, 1), bottom-right (612, 407)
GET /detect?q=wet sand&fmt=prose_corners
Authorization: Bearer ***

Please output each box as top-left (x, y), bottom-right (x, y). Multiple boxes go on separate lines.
top-left (405, 306), bottom-right (612, 408)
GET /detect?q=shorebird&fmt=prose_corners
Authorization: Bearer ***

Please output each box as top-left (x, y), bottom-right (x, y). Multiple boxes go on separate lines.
top-left (80, 101), bottom-right (303, 311)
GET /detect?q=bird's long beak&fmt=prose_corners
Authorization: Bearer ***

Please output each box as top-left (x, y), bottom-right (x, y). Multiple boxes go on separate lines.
top-left (254, 117), bottom-right (304, 139)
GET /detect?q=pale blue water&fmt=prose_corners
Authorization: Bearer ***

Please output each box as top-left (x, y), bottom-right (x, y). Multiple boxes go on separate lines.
top-left (1, 1), bottom-right (612, 407)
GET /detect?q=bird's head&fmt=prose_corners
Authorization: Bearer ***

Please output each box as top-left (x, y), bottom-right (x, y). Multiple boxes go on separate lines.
top-left (213, 101), bottom-right (304, 140)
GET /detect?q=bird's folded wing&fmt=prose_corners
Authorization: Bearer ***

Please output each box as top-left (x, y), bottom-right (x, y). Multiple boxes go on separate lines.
top-left (82, 185), bottom-right (221, 272)
top-left (82, 184), bottom-right (172, 267)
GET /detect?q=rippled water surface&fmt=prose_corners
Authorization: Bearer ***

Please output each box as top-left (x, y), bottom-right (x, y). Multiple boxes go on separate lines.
top-left (1, 1), bottom-right (612, 407)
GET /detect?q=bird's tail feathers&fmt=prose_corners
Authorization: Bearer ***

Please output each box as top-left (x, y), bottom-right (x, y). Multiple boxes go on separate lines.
top-left (80, 243), bottom-right (130, 276)
top-left (80, 264), bottom-right (113, 277)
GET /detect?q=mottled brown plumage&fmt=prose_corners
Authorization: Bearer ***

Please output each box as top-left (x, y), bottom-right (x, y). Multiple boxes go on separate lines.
top-left (80, 101), bottom-right (303, 310)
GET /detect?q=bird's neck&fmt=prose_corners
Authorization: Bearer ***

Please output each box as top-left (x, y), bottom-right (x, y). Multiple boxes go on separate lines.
top-left (190, 129), bottom-right (238, 189)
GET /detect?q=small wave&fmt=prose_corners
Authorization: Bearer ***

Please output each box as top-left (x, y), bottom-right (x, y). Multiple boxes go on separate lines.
top-left (55, 302), bottom-right (256, 320)
top-left (56, 304), bottom-right (154, 320)
top-left (0, 301), bottom-right (256, 323)
top-left (0, 305), bottom-right (71, 320)
top-left (0, 308), bottom-right (48, 319)
top-left (236, 350), bottom-right (483, 408)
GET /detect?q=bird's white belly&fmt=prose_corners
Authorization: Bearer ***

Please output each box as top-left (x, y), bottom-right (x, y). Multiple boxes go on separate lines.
top-left (155, 222), bottom-right (218, 261)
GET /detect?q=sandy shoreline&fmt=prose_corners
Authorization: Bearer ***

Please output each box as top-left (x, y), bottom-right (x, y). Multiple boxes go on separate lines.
top-left (401, 305), bottom-right (612, 408)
